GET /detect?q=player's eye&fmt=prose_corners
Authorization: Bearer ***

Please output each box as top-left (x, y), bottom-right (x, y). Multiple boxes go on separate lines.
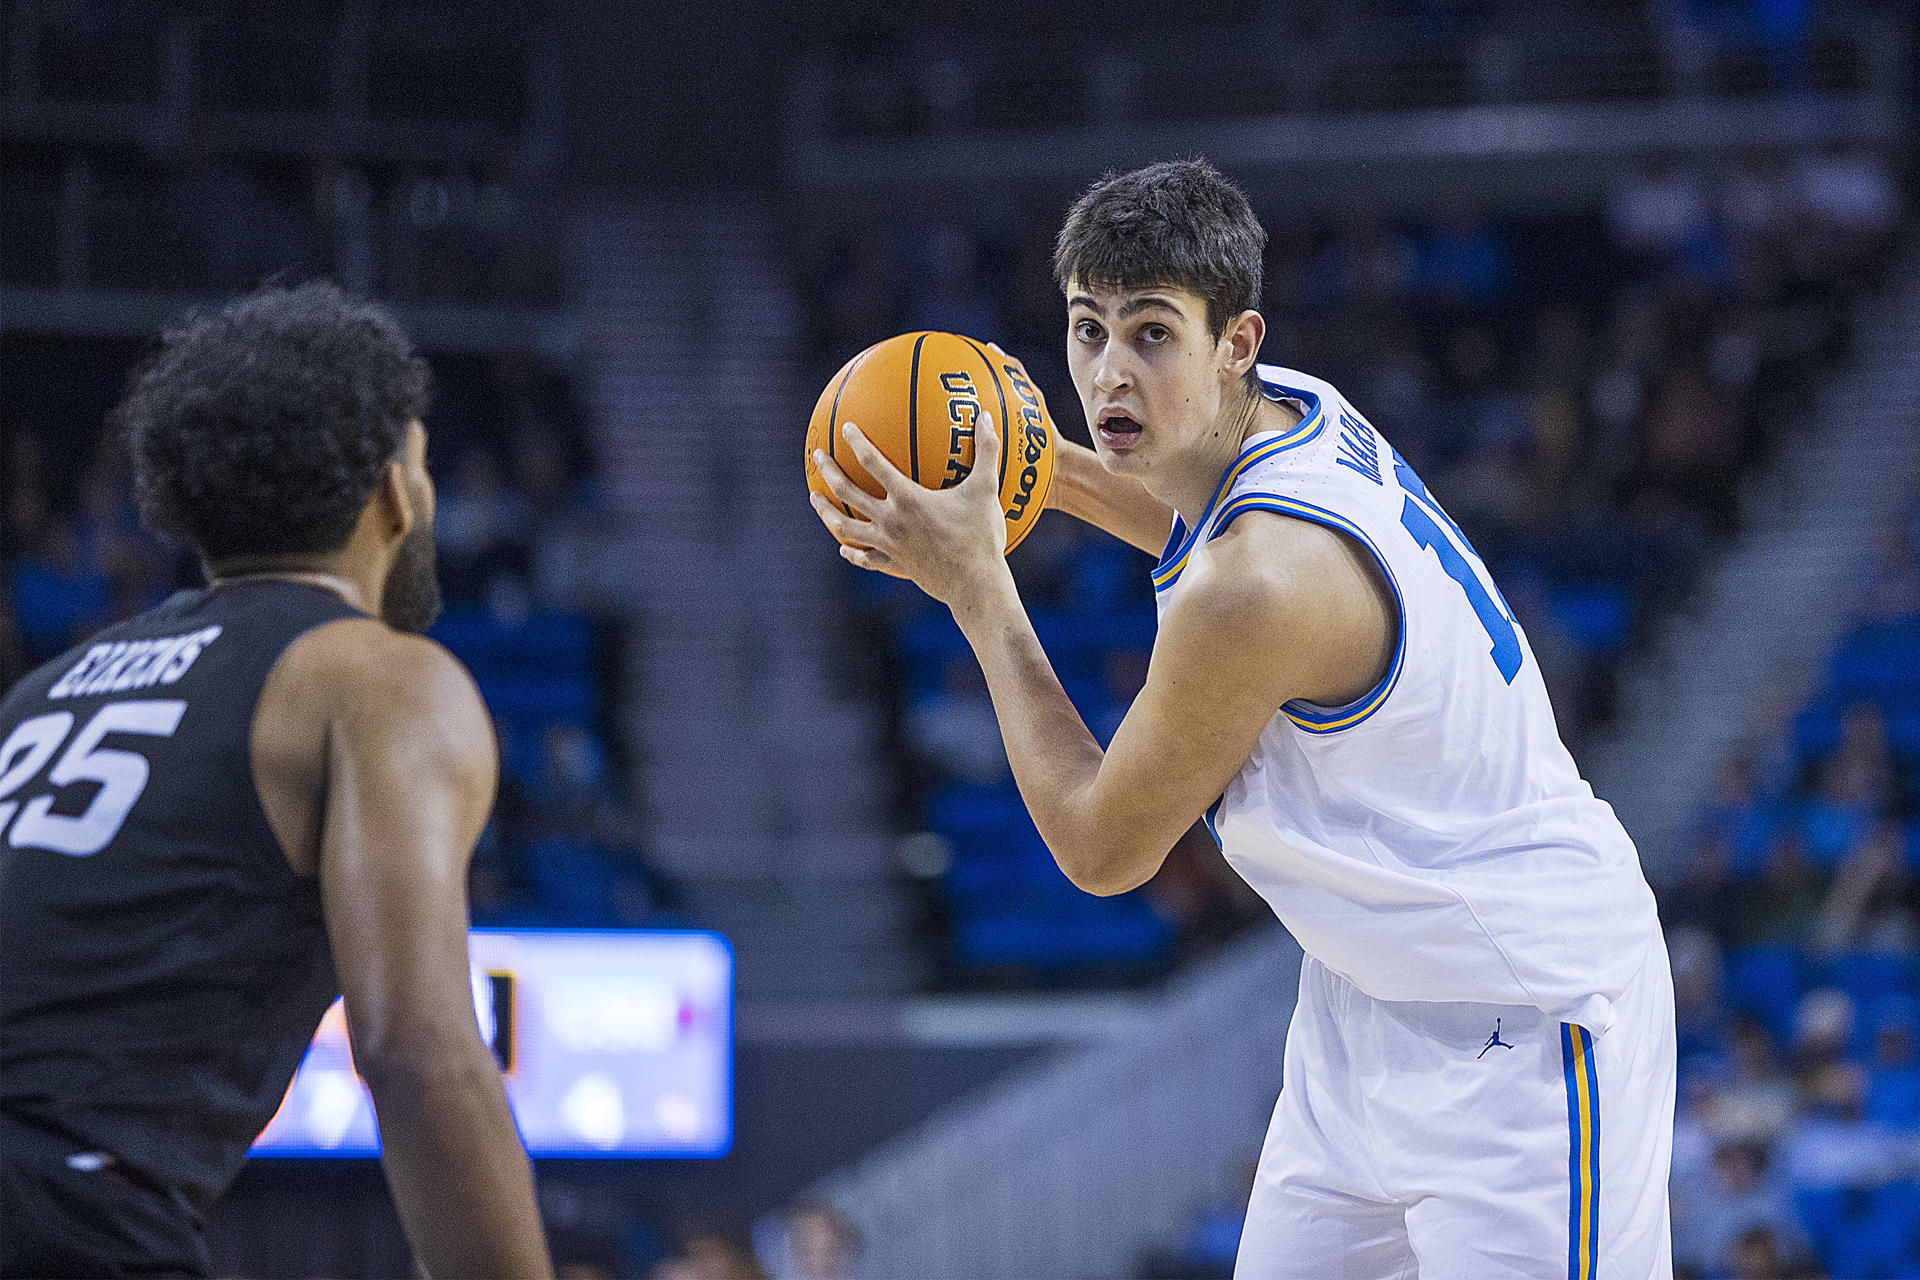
top-left (1141, 323), bottom-right (1171, 344)
top-left (1073, 319), bottom-right (1102, 343)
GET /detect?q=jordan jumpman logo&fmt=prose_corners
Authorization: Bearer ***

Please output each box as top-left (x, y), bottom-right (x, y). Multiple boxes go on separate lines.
top-left (1478, 1018), bottom-right (1514, 1058)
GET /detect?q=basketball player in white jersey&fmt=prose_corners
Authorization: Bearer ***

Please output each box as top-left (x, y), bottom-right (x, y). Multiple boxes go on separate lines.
top-left (808, 159), bottom-right (1674, 1278)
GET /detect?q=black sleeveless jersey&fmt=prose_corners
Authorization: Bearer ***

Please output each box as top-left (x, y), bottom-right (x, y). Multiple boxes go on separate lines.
top-left (0, 578), bottom-right (364, 1209)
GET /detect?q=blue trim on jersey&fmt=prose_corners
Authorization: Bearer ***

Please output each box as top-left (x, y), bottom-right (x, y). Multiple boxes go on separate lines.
top-left (1206, 493), bottom-right (1407, 734)
top-left (1201, 795), bottom-right (1224, 850)
top-left (1151, 381), bottom-right (1326, 593)
top-left (1561, 1023), bottom-right (1600, 1280)
top-left (1158, 513), bottom-right (1188, 579)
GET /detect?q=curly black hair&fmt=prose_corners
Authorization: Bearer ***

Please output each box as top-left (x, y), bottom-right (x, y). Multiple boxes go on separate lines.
top-left (117, 281), bottom-right (432, 562)
top-left (1052, 158), bottom-right (1266, 340)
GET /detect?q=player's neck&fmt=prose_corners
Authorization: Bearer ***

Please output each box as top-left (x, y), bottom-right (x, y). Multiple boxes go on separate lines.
top-left (207, 558), bottom-right (379, 617)
top-left (1161, 389), bottom-right (1296, 529)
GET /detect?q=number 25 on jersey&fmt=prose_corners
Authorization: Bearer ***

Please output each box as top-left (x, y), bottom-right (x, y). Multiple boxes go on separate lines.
top-left (0, 700), bottom-right (185, 857)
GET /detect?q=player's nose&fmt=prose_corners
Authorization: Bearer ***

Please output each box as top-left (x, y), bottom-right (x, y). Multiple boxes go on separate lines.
top-left (1091, 348), bottom-right (1130, 394)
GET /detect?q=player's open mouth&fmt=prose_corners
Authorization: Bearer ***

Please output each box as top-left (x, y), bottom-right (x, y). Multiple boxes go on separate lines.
top-left (1096, 414), bottom-right (1144, 451)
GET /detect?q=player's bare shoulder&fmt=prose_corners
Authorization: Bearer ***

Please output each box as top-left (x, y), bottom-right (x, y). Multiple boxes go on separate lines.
top-left (1175, 510), bottom-right (1395, 711)
top-left (253, 614), bottom-right (495, 875)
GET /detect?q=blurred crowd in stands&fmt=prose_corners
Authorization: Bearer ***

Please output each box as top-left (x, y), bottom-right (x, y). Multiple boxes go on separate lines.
top-left (0, 0), bottom-right (564, 306)
top-left (0, 147), bottom-right (568, 308)
top-left (535, 1197), bottom-right (862, 1280)
top-left (0, 337), bottom-right (673, 934)
top-left (800, 140), bottom-right (1904, 991)
top-left (1648, 468), bottom-right (1920, 1280)
top-left (803, 0), bottom-right (1901, 140)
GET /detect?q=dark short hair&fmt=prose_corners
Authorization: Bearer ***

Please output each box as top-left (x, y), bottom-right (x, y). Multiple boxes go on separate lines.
top-left (118, 281), bottom-right (431, 562)
top-left (1052, 158), bottom-right (1266, 338)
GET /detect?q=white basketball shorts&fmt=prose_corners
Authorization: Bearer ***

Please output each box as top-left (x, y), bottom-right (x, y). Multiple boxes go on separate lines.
top-left (1236, 934), bottom-right (1675, 1279)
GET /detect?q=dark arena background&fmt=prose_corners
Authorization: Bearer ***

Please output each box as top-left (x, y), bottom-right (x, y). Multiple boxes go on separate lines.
top-left (4, 2), bottom-right (1920, 1277)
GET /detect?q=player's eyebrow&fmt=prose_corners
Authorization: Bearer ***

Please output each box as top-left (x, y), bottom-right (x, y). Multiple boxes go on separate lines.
top-left (1068, 292), bottom-right (1185, 319)
top-left (1120, 294), bottom-right (1184, 318)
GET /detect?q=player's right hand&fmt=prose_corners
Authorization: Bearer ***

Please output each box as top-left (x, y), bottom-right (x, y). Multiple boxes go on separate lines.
top-left (810, 410), bottom-right (1013, 608)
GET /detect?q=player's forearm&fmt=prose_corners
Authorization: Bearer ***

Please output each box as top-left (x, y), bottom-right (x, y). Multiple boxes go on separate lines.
top-left (362, 1046), bottom-right (553, 1280)
top-left (950, 574), bottom-right (1152, 896)
top-left (1047, 439), bottom-right (1173, 555)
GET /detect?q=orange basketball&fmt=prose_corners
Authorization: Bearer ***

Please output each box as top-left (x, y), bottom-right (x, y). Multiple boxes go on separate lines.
top-left (805, 331), bottom-right (1056, 554)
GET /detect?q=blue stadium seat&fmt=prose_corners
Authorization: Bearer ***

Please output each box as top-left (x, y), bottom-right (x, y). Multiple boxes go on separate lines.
top-left (897, 608), bottom-right (969, 671)
top-left (1885, 711), bottom-right (1920, 770)
top-left (1028, 606), bottom-right (1108, 678)
top-left (1794, 1186), bottom-right (1852, 1260)
top-left (1548, 583), bottom-right (1630, 657)
top-left (429, 608), bottom-right (608, 789)
top-left (925, 781), bottom-right (1027, 837)
top-left (1723, 945), bottom-right (1802, 1043)
top-left (431, 609), bottom-right (594, 678)
top-left (1825, 1181), bottom-right (1920, 1280)
top-left (1793, 701), bottom-right (1846, 764)
top-left (1823, 950), bottom-right (1915, 1008)
top-left (481, 677), bottom-right (596, 721)
top-left (1866, 1067), bottom-right (1920, 1129)
top-left (1827, 616), bottom-right (1920, 706)
top-left (954, 892), bottom-right (1174, 972)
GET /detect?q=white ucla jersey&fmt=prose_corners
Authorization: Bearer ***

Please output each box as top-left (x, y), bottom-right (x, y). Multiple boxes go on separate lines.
top-left (1153, 364), bottom-right (1660, 1033)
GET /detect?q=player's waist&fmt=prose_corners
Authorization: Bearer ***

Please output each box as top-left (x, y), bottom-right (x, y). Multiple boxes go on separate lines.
top-left (0, 1104), bottom-right (188, 1202)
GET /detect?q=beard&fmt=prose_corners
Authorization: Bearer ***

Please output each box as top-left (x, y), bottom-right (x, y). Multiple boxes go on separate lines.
top-left (380, 516), bottom-right (442, 634)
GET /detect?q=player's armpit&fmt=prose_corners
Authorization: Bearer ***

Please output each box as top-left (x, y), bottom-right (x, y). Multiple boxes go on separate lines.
top-left (1075, 515), bottom-right (1394, 895)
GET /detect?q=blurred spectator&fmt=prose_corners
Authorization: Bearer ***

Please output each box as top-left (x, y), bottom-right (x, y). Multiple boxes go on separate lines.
top-left (1737, 831), bottom-right (1827, 946)
top-left (1809, 822), bottom-right (1912, 954)
top-left (1790, 145), bottom-right (1900, 261)
top-left (650, 1234), bottom-right (767, 1280)
top-left (1722, 1223), bottom-right (1809, 1280)
top-left (904, 657), bottom-right (1011, 785)
top-left (1698, 750), bottom-right (1779, 878)
top-left (1641, 368), bottom-right (1743, 533)
top-left (1790, 988), bottom-right (1856, 1073)
top-left (1303, 211), bottom-right (1416, 305)
top-left (1414, 203), bottom-right (1514, 307)
top-left (1673, 1139), bottom-right (1813, 1276)
top-left (1716, 1018), bottom-right (1798, 1147)
top-left (1610, 160), bottom-right (1713, 261)
top-left (1670, 927), bottom-right (1733, 1061)
top-left (11, 521), bottom-right (110, 664)
top-left (904, 224), bottom-right (1001, 339)
top-left (1778, 1061), bottom-right (1909, 1191)
top-left (436, 450), bottom-right (533, 602)
top-left (756, 1202), bottom-right (862, 1280)
top-left (1798, 703), bottom-right (1897, 869)
top-left (1865, 995), bottom-right (1920, 1127)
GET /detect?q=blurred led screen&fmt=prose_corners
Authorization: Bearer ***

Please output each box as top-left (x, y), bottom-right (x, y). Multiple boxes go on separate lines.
top-left (250, 929), bottom-right (732, 1158)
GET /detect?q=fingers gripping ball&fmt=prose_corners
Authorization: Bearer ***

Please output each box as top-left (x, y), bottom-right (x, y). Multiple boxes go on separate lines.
top-left (805, 331), bottom-right (1056, 553)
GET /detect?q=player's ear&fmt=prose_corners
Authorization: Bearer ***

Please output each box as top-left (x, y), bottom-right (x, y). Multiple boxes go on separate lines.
top-left (1221, 309), bottom-right (1265, 381)
top-left (372, 458), bottom-right (416, 543)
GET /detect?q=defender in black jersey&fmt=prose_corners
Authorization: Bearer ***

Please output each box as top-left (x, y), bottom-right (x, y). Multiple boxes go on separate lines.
top-left (0, 283), bottom-right (553, 1279)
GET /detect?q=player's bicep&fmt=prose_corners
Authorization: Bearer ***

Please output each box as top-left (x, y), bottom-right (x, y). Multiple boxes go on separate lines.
top-left (316, 639), bottom-right (497, 1065)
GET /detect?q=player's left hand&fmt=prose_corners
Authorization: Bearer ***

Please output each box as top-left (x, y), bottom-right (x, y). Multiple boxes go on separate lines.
top-left (810, 411), bottom-right (1011, 608)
